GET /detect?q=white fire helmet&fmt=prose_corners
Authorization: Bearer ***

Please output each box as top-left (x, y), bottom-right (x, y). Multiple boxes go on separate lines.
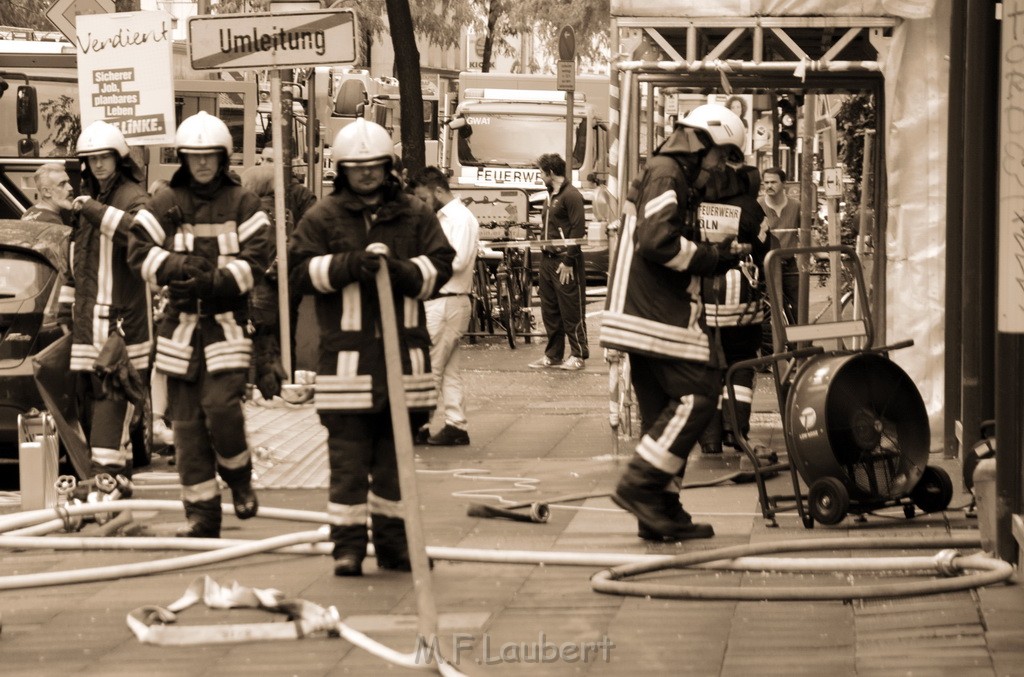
top-left (175, 111), bottom-right (233, 155)
top-left (679, 104), bottom-right (746, 163)
top-left (76, 120), bottom-right (129, 159)
top-left (331, 118), bottom-right (394, 169)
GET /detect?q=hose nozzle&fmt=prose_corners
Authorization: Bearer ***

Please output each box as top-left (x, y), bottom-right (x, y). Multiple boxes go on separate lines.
top-left (466, 502), bottom-right (550, 523)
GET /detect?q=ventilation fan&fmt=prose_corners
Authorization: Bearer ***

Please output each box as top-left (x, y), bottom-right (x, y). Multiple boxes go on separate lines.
top-left (783, 352), bottom-right (952, 526)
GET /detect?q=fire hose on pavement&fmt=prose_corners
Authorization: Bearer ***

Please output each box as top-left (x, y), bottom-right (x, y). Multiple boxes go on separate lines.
top-left (0, 245), bottom-right (1015, 673)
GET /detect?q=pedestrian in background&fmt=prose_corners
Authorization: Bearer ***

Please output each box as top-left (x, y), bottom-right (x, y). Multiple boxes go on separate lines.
top-left (289, 119), bottom-right (454, 577)
top-left (65, 121), bottom-right (151, 487)
top-left (130, 111), bottom-right (269, 538)
top-left (600, 104), bottom-right (750, 541)
top-left (529, 153), bottom-right (589, 371)
top-left (759, 167), bottom-right (800, 322)
top-left (410, 165), bottom-right (479, 447)
top-left (22, 162), bottom-right (74, 226)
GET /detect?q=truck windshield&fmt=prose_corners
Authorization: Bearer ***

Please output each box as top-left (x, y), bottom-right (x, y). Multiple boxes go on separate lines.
top-left (458, 114), bottom-right (585, 168)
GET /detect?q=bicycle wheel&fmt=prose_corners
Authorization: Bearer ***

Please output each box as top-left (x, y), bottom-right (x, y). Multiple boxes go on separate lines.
top-left (511, 262), bottom-right (535, 341)
top-left (495, 271), bottom-right (516, 349)
top-left (468, 259), bottom-right (491, 343)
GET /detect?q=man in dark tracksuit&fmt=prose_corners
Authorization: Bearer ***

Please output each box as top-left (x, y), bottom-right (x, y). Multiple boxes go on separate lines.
top-left (130, 111), bottom-right (270, 538)
top-left (601, 104), bottom-right (749, 541)
top-left (530, 153), bottom-right (589, 371)
top-left (289, 119), bottom-right (454, 577)
top-left (65, 121), bottom-right (151, 484)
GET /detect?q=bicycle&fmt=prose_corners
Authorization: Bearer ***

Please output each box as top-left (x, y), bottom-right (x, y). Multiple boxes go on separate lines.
top-left (466, 244), bottom-right (536, 349)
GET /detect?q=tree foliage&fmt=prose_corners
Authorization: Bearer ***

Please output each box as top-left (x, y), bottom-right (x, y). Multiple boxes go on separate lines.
top-left (40, 95), bottom-right (82, 156)
top-left (506, 0), bottom-right (609, 65)
top-left (0, 1), bottom-right (62, 31)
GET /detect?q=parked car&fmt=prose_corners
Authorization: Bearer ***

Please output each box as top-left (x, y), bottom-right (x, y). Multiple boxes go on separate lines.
top-left (0, 219), bottom-right (152, 472)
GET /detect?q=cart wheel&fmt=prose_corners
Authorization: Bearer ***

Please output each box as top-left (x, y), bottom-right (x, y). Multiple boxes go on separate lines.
top-left (808, 477), bottom-right (849, 525)
top-left (903, 503), bottom-right (916, 519)
top-left (910, 466), bottom-right (953, 513)
top-left (802, 515), bottom-right (815, 529)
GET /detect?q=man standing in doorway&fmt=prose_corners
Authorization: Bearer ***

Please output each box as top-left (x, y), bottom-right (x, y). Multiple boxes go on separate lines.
top-left (530, 153), bottom-right (588, 371)
top-left (758, 167), bottom-right (801, 322)
top-left (410, 166), bottom-right (479, 446)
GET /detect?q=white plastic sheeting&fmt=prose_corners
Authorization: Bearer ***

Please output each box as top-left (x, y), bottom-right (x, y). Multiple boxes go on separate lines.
top-left (611, 0), bottom-right (950, 449)
top-left (881, 3), bottom-right (949, 450)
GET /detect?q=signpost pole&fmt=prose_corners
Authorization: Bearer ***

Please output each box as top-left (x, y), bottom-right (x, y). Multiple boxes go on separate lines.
top-left (559, 26), bottom-right (576, 183)
top-left (269, 71), bottom-right (293, 381)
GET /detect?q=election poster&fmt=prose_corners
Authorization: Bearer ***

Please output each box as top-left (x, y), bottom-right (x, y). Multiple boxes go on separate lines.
top-left (76, 11), bottom-right (176, 146)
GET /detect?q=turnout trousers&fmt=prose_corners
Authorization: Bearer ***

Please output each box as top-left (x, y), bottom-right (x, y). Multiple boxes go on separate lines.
top-left (166, 359), bottom-right (252, 535)
top-left (321, 409), bottom-right (427, 565)
top-left (628, 353), bottom-right (720, 478)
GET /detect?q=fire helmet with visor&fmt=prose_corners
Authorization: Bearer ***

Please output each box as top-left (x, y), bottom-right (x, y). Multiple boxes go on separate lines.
top-left (76, 120), bottom-right (130, 159)
top-left (175, 111), bottom-right (233, 156)
top-left (331, 118), bottom-right (394, 170)
top-left (678, 103), bottom-right (746, 163)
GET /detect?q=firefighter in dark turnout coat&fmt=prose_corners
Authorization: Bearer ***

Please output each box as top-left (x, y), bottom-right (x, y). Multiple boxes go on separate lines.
top-left (699, 165), bottom-right (771, 455)
top-left (600, 104), bottom-right (750, 541)
top-left (289, 119), bottom-right (454, 576)
top-left (129, 111), bottom-right (270, 538)
top-left (64, 120), bottom-right (151, 482)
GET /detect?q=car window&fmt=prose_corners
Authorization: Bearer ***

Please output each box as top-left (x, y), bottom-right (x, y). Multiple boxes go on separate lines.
top-left (0, 251), bottom-right (53, 299)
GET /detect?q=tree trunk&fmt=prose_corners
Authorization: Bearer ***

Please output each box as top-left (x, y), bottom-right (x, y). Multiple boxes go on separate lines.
top-left (481, 0), bottom-right (501, 74)
top-left (385, 0), bottom-right (425, 173)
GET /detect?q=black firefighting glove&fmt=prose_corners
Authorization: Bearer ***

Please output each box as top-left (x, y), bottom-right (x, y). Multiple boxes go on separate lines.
top-left (167, 278), bottom-right (197, 303)
top-left (711, 237), bottom-right (745, 276)
top-left (254, 333), bottom-right (286, 399)
top-left (183, 257), bottom-right (216, 298)
top-left (345, 250), bottom-right (382, 284)
top-left (386, 258), bottom-right (422, 297)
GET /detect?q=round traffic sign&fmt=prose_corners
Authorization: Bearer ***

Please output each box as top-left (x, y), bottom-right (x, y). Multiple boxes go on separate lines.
top-left (558, 25), bottom-right (576, 61)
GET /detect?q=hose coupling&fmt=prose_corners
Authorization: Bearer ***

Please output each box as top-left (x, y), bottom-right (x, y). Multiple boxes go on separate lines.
top-left (934, 549), bottom-right (961, 577)
top-left (54, 475), bottom-right (83, 531)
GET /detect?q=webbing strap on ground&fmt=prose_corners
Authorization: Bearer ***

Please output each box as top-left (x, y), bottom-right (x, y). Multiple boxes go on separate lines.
top-left (126, 576), bottom-right (340, 646)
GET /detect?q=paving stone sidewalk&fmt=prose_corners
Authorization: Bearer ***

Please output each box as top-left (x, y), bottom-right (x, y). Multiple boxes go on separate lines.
top-left (1, 314), bottom-right (1022, 676)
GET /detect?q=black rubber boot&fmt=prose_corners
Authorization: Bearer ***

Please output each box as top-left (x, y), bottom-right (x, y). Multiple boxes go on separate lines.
top-left (177, 497), bottom-right (222, 538)
top-left (699, 408), bottom-right (723, 454)
top-left (638, 492), bottom-right (715, 541)
top-left (612, 456), bottom-right (687, 538)
top-left (331, 524), bottom-right (368, 577)
top-left (723, 399), bottom-right (751, 451)
top-left (229, 482), bottom-right (259, 520)
top-left (371, 514), bottom-right (412, 571)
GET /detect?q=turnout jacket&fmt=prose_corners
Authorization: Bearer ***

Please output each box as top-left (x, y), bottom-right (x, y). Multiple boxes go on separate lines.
top-left (288, 184), bottom-right (455, 414)
top-left (129, 170), bottom-right (270, 378)
top-left (64, 171), bottom-right (151, 372)
top-left (600, 154), bottom-right (733, 362)
top-left (701, 187), bottom-right (771, 328)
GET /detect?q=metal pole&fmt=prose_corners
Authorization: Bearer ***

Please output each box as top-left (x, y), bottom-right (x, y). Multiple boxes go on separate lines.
top-left (565, 89), bottom-right (575, 182)
top-left (797, 93), bottom-right (815, 326)
top-left (960, 0), bottom-right (998, 464)
top-left (994, 0), bottom-right (1024, 565)
top-left (944, 0), bottom-right (966, 460)
top-left (270, 73), bottom-right (293, 382)
top-left (306, 71), bottom-right (320, 199)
